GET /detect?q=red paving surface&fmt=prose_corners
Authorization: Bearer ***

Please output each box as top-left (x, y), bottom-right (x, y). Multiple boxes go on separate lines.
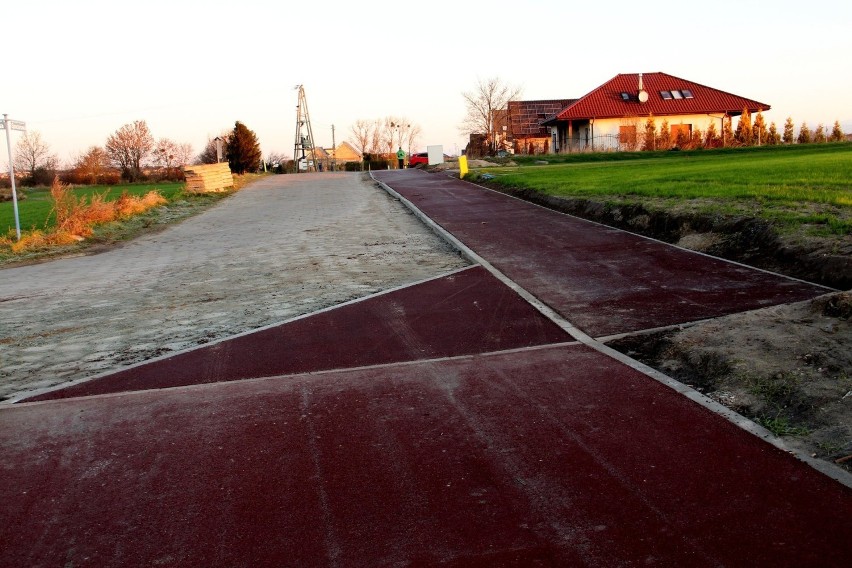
top-left (4, 171), bottom-right (851, 566)
top-left (2, 345), bottom-right (850, 566)
top-left (373, 169), bottom-right (828, 337)
top-left (26, 266), bottom-right (570, 402)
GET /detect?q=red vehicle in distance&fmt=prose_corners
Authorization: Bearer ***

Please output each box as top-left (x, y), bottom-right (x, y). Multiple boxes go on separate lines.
top-left (408, 152), bottom-right (429, 167)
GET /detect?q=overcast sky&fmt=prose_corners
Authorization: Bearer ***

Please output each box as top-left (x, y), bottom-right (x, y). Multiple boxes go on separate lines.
top-left (4, 0), bottom-right (851, 164)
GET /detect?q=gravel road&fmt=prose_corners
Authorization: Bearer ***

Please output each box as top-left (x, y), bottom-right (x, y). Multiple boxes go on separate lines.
top-left (0, 172), bottom-right (468, 400)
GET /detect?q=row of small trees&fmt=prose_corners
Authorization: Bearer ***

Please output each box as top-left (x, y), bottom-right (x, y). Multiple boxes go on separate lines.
top-left (6, 119), bottom-right (265, 187)
top-left (626, 110), bottom-right (846, 152)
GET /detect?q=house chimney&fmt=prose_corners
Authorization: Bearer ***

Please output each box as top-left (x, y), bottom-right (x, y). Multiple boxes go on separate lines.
top-left (638, 73), bottom-right (644, 92)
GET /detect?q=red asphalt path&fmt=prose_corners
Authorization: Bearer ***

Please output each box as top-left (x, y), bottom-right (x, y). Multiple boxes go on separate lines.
top-left (24, 266), bottom-right (569, 402)
top-left (3, 171), bottom-right (851, 566)
top-left (3, 344), bottom-right (851, 566)
top-left (372, 169), bottom-right (828, 337)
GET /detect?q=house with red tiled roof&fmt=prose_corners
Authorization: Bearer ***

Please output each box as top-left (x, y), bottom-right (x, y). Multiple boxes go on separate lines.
top-left (539, 72), bottom-right (770, 152)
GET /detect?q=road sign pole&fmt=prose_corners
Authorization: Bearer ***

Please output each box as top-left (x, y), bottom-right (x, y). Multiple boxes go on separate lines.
top-left (2, 114), bottom-right (22, 241)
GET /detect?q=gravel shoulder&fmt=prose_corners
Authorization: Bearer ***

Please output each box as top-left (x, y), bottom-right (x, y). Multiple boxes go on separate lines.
top-left (0, 172), bottom-right (468, 400)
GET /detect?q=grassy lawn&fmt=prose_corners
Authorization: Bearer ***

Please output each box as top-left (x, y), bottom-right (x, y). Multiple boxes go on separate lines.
top-left (477, 144), bottom-right (852, 235)
top-left (1, 182), bottom-right (185, 234)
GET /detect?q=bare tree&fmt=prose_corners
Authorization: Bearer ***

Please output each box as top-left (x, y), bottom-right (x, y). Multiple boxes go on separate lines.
top-left (105, 120), bottom-right (154, 181)
top-left (381, 117), bottom-right (397, 160)
top-left (460, 77), bottom-right (522, 155)
top-left (265, 151), bottom-right (289, 169)
top-left (198, 131), bottom-right (231, 164)
top-left (14, 131), bottom-right (58, 184)
top-left (405, 124), bottom-right (422, 155)
top-left (175, 142), bottom-right (194, 167)
top-left (368, 119), bottom-right (383, 154)
top-left (349, 119), bottom-right (374, 155)
top-left (153, 138), bottom-right (179, 179)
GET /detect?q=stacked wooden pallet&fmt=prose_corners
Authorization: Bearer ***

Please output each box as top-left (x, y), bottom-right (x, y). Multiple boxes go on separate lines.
top-left (183, 163), bottom-right (234, 193)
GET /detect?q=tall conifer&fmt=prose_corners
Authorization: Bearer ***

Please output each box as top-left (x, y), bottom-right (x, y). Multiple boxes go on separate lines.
top-left (226, 121), bottom-right (262, 174)
top-left (797, 122), bottom-right (811, 144)
top-left (782, 117), bottom-right (795, 144)
top-left (830, 120), bottom-right (845, 142)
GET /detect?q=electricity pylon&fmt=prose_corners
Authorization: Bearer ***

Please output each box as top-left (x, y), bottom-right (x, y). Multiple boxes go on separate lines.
top-left (293, 85), bottom-right (318, 173)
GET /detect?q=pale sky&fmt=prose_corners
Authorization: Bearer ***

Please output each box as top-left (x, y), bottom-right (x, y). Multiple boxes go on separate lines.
top-left (4, 0), bottom-right (851, 165)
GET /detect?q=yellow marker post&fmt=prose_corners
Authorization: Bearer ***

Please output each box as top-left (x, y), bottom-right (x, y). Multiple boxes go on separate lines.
top-left (458, 155), bottom-right (468, 178)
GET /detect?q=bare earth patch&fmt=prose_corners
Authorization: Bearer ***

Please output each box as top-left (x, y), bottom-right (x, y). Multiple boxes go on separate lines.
top-left (609, 292), bottom-right (852, 472)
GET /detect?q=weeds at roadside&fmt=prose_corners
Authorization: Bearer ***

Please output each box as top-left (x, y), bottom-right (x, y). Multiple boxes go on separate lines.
top-left (0, 177), bottom-right (168, 255)
top-left (757, 413), bottom-right (811, 437)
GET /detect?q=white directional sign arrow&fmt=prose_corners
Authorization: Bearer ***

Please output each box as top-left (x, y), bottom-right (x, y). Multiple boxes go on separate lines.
top-left (0, 119), bottom-right (26, 131)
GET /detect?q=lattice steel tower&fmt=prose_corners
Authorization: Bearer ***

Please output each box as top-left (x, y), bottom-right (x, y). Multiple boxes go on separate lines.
top-left (293, 85), bottom-right (318, 172)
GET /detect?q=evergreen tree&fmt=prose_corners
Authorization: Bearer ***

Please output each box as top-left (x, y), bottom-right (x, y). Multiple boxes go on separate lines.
top-left (658, 119), bottom-right (671, 149)
top-left (813, 123), bottom-right (826, 143)
top-left (642, 116), bottom-right (657, 151)
top-left (704, 121), bottom-right (720, 148)
top-left (752, 110), bottom-right (768, 146)
top-left (691, 127), bottom-right (703, 149)
top-left (226, 121), bottom-right (262, 174)
top-left (782, 117), bottom-right (795, 144)
top-left (797, 122), bottom-right (811, 144)
top-left (734, 108), bottom-right (752, 145)
top-left (830, 120), bottom-right (845, 142)
top-left (767, 122), bottom-right (781, 145)
top-left (722, 116), bottom-right (735, 147)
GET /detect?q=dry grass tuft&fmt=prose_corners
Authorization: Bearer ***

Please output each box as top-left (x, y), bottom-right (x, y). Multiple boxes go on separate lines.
top-left (2, 177), bottom-right (168, 253)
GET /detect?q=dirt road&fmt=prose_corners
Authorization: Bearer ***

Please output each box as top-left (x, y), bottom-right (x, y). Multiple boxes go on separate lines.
top-left (0, 172), bottom-right (467, 400)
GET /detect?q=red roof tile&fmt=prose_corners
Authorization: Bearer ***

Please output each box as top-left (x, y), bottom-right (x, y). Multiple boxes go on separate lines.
top-left (551, 73), bottom-right (770, 122)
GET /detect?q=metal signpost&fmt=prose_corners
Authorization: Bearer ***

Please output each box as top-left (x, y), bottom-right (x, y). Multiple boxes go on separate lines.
top-left (1, 114), bottom-right (26, 241)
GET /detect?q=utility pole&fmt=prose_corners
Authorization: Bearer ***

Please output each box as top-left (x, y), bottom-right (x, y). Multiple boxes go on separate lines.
top-left (293, 85), bottom-right (318, 173)
top-left (1, 114), bottom-right (26, 241)
top-left (331, 124), bottom-right (336, 172)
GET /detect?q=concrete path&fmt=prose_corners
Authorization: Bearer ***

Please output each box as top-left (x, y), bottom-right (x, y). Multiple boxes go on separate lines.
top-left (0, 172), bottom-right (466, 400)
top-left (2, 170), bottom-right (850, 566)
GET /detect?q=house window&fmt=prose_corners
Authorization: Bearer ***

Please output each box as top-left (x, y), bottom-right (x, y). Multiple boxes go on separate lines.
top-left (620, 92), bottom-right (630, 100)
top-left (660, 91), bottom-right (673, 100)
top-left (671, 90), bottom-right (684, 99)
top-left (681, 89), bottom-right (694, 99)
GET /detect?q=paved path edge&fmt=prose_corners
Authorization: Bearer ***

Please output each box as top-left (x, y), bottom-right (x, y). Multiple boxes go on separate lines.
top-left (371, 171), bottom-right (852, 489)
top-left (5, 265), bottom-right (475, 405)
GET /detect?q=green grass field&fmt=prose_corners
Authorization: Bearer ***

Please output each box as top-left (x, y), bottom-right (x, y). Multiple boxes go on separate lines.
top-left (478, 144), bottom-right (852, 234)
top-left (1, 182), bottom-right (185, 235)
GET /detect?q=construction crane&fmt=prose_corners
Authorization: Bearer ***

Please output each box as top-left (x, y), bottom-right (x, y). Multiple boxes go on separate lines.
top-left (293, 85), bottom-right (318, 173)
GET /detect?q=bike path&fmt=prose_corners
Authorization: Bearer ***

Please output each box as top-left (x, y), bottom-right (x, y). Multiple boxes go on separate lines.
top-left (3, 344), bottom-right (850, 566)
top-left (372, 169), bottom-right (828, 338)
top-left (3, 172), bottom-right (851, 566)
top-left (23, 266), bottom-right (568, 402)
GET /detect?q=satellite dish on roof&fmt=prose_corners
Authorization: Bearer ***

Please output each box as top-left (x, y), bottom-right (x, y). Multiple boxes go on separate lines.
top-left (638, 90), bottom-right (649, 103)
